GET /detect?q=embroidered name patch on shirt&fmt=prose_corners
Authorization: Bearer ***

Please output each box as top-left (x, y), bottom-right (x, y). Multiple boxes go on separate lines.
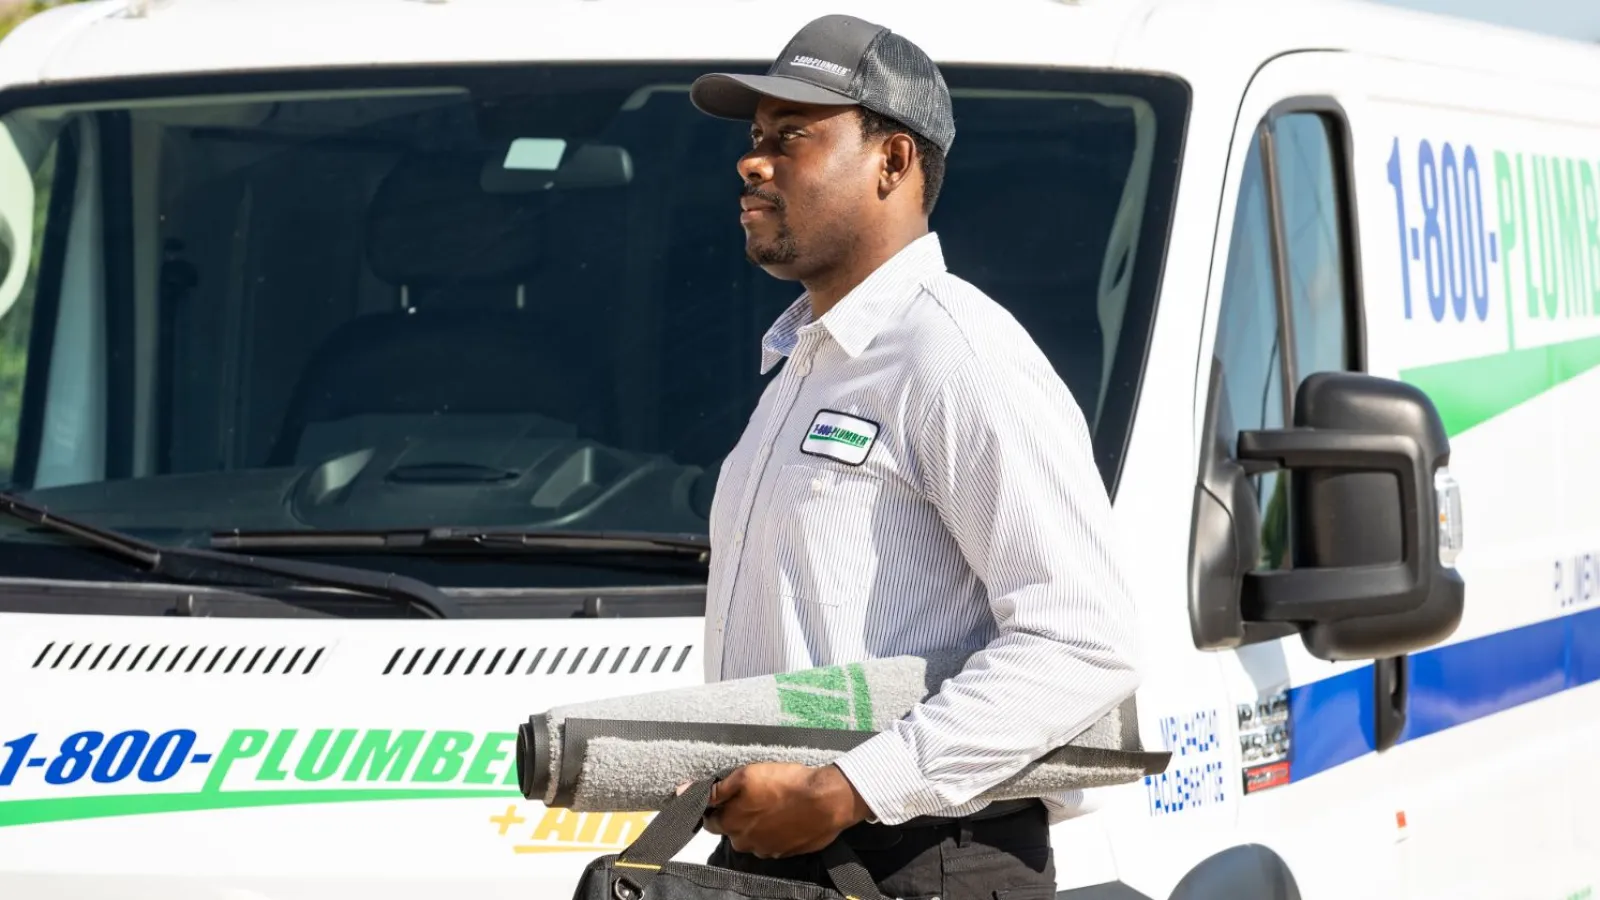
top-left (801, 410), bottom-right (880, 466)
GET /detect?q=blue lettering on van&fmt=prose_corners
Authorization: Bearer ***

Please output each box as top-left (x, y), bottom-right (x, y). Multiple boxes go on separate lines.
top-left (1385, 135), bottom-right (1600, 346)
top-left (1158, 709), bottom-right (1220, 756)
top-left (0, 729), bottom-right (202, 788)
top-left (1144, 708), bottom-right (1226, 816)
top-left (1555, 552), bottom-right (1600, 611)
top-left (1146, 760), bottom-right (1227, 817)
top-left (1386, 136), bottom-right (1600, 440)
top-left (1385, 136), bottom-right (1499, 325)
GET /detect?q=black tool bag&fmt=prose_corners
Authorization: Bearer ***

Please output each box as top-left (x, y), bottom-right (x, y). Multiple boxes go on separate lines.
top-left (568, 775), bottom-right (887, 900)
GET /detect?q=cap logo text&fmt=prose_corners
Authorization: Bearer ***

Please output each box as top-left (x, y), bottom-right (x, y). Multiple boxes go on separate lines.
top-left (789, 55), bottom-right (851, 78)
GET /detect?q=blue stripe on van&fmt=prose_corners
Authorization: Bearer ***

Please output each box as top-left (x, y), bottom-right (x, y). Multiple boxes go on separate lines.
top-left (1286, 604), bottom-right (1600, 783)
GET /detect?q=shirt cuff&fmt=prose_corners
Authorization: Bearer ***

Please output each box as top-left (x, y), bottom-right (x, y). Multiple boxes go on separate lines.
top-left (832, 730), bottom-right (942, 826)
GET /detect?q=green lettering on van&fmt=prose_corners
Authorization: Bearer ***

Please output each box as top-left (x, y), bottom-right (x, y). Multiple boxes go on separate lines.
top-left (1553, 158), bottom-right (1585, 315)
top-left (257, 729), bottom-right (297, 782)
top-left (203, 729), bottom-right (268, 793)
top-left (1536, 156), bottom-right (1561, 319)
top-left (412, 731), bottom-right (474, 783)
top-left (1580, 160), bottom-right (1600, 316)
top-left (294, 729), bottom-right (359, 782)
top-left (461, 731), bottom-right (518, 785)
top-left (341, 729), bottom-right (425, 782)
top-left (1519, 153), bottom-right (1541, 319)
top-left (1494, 150), bottom-right (1519, 347)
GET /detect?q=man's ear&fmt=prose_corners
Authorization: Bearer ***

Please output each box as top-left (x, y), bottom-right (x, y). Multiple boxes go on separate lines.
top-left (879, 133), bottom-right (917, 196)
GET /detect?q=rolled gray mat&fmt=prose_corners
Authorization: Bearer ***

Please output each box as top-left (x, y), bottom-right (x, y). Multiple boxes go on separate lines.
top-left (516, 652), bottom-right (1170, 812)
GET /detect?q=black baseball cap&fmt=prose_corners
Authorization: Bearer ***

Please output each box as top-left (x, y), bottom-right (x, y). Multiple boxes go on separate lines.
top-left (689, 14), bottom-right (955, 155)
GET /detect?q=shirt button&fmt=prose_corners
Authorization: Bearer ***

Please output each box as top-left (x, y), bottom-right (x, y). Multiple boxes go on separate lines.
top-left (810, 478), bottom-right (823, 492)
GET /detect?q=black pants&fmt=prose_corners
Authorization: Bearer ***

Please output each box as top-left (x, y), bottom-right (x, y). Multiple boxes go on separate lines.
top-left (707, 801), bottom-right (1056, 900)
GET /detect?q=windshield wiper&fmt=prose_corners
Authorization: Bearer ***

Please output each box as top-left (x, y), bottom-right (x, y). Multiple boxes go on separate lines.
top-left (209, 527), bottom-right (710, 563)
top-left (0, 493), bottom-right (463, 618)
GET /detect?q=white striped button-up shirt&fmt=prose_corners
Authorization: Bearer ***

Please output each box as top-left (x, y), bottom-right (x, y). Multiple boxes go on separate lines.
top-left (704, 232), bottom-right (1142, 826)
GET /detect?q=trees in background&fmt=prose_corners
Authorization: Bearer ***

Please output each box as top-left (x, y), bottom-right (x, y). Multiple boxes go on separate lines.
top-left (0, 2), bottom-right (76, 478)
top-left (0, 1), bottom-right (83, 42)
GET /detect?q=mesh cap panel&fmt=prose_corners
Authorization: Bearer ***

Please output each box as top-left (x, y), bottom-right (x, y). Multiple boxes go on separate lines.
top-left (854, 30), bottom-right (956, 154)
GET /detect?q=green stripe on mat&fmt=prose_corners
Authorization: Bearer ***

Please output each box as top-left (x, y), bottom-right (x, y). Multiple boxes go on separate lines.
top-left (847, 662), bottom-right (874, 732)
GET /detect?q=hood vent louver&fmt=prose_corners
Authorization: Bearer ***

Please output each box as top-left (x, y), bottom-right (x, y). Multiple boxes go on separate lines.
top-left (382, 644), bottom-right (695, 677)
top-left (30, 641), bottom-right (325, 675)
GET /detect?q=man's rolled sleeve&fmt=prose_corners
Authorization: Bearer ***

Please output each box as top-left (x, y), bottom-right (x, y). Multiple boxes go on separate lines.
top-left (834, 347), bottom-right (1143, 825)
top-left (832, 729), bottom-right (944, 823)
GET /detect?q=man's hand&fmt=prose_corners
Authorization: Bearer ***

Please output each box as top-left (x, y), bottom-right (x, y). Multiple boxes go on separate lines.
top-left (693, 763), bottom-right (873, 859)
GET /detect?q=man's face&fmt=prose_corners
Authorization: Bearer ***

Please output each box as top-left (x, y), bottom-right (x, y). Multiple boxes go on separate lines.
top-left (736, 98), bottom-right (878, 279)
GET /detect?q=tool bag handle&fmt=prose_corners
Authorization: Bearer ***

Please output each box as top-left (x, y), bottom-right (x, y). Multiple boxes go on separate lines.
top-left (611, 769), bottom-right (887, 900)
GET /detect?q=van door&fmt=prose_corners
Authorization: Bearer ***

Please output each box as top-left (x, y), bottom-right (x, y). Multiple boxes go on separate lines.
top-left (1337, 50), bottom-right (1600, 900)
top-left (1191, 51), bottom-right (1408, 898)
top-left (1197, 45), bottom-right (1596, 900)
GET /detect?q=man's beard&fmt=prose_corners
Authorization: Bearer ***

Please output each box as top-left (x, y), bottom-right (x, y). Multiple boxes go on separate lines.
top-left (742, 184), bottom-right (798, 266)
top-left (747, 223), bottom-right (798, 266)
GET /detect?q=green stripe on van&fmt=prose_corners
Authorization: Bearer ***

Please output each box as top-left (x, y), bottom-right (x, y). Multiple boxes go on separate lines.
top-left (0, 788), bottom-right (516, 828)
top-left (1398, 335), bottom-right (1600, 437)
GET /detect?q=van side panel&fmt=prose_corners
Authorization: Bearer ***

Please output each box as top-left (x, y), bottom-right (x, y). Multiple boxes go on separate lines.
top-left (1106, 34), bottom-right (1600, 899)
top-left (1347, 52), bottom-right (1600, 899)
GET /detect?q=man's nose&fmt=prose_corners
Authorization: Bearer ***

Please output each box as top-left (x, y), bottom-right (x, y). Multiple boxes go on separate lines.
top-left (737, 148), bottom-right (773, 184)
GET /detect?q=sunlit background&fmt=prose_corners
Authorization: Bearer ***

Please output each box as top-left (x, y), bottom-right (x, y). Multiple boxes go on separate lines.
top-left (4, 0), bottom-right (1600, 42)
top-left (1378, 0), bottom-right (1600, 39)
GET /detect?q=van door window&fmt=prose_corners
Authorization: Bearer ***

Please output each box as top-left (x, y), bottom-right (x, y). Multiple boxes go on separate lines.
top-left (1214, 137), bottom-right (1289, 569)
top-left (1273, 112), bottom-right (1356, 376)
top-left (1212, 108), bottom-right (1361, 573)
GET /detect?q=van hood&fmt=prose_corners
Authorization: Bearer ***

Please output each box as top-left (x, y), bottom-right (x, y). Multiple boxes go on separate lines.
top-left (0, 610), bottom-right (710, 899)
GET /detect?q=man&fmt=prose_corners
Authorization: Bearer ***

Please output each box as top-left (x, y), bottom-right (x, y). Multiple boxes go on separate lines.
top-left (686, 13), bottom-right (1143, 898)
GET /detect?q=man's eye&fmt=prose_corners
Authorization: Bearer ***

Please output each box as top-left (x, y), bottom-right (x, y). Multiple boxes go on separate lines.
top-left (748, 129), bottom-right (798, 148)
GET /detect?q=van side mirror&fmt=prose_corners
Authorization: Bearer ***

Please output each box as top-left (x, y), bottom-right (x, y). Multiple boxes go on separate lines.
top-left (1188, 364), bottom-right (1465, 661)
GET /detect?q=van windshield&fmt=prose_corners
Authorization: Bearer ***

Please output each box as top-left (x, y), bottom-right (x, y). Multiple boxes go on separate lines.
top-left (0, 65), bottom-right (1185, 589)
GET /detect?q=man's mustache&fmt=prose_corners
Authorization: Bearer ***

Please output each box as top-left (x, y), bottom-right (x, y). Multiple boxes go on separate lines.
top-left (741, 184), bottom-right (786, 211)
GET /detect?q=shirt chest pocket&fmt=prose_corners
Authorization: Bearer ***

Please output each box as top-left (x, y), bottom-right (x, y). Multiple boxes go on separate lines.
top-left (767, 463), bottom-right (886, 608)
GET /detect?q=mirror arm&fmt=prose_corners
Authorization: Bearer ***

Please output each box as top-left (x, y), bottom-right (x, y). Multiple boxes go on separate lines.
top-left (1237, 429), bottom-right (1424, 482)
top-left (1235, 427), bottom-right (1433, 623)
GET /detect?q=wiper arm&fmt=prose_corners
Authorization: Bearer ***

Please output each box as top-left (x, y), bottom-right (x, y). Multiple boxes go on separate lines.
top-left (0, 493), bottom-right (463, 618)
top-left (210, 527), bottom-right (710, 562)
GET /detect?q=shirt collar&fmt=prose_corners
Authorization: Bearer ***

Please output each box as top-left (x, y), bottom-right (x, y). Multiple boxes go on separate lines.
top-left (759, 232), bottom-right (946, 374)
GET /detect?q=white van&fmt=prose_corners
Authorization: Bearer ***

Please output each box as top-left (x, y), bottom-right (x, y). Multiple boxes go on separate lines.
top-left (0, 0), bottom-right (1594, 897)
